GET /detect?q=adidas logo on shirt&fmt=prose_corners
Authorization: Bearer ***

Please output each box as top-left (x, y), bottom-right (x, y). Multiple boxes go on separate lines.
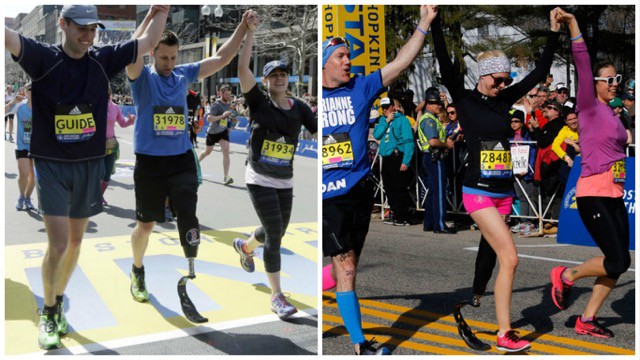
top-left (276, 137), bottom-right (286, 143)
top-left (69, 106), bottom-right (82, 115)
top-left (494, 142), bottom-right (504, 150)
top-left (166, 107), bottom-right (176, 114)
top-left (324, 135), bottom-right (337, 145)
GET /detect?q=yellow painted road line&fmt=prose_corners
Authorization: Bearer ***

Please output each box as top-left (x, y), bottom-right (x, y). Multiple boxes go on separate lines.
top-left (324, 314), bottom-right (499, 354)
top-left (323, 293), bottom-right (633, 355)
top-left (322, 324), bottom-right (473, 355)
top-left (324, 299), bottom-right (587, 355)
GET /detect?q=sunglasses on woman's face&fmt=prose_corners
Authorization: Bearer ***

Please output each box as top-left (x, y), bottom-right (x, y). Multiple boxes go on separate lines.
top-left (594, 74), bottom-right (622, 86)
top-left (323, 37), bottom-right (349, 51)
top-left (447, 111), bottom-right (456, 115)
top-left (489, 74), bottom-right (513, 87)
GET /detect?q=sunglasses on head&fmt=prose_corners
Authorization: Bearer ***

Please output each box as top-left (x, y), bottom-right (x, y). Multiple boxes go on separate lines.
top-left (489, 74), bottom-right (513, 87)
top-left (323, 37), bottom-right (349, 51)
top-left (594, 74), bottom-right (622, 86)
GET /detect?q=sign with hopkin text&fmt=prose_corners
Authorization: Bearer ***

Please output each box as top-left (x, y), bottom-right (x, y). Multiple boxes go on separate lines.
top-left (322, 5), bottom-right (386, 77)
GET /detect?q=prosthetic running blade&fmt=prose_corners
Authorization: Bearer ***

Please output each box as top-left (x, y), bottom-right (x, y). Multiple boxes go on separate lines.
top-left (453, 297), bottom-right (490, 351)
top-left (177, 258), bottom-right (208, 323)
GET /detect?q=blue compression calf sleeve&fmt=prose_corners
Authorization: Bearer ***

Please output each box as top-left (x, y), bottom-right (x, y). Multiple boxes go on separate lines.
top-left (336, 291), bottom-right (365, 344)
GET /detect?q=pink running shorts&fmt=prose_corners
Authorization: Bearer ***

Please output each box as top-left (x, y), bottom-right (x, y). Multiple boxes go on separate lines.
top-left (463, 193), bottom-right (513, 215)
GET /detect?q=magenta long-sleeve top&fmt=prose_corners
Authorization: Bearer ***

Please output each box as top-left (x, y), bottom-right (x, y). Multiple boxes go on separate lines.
top-left (106, 100), bottom-right (135, 138)
top-left (573, 41), bottom-right (627, 177)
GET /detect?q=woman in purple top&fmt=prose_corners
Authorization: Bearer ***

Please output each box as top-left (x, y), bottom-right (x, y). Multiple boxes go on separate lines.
top-left (549, 9), bottom-right (630, 339)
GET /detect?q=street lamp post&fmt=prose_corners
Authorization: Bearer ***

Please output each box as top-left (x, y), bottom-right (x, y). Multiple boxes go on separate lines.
top-left (200, 5), bottom-right (223, 101)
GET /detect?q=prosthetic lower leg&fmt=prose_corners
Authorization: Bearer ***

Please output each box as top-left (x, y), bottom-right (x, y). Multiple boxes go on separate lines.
top-left (176, 220), bottom-right (208, 323)
top-left (453, 235), bottom-right (496, 350)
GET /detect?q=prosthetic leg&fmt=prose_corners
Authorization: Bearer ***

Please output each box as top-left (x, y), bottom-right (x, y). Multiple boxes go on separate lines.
top-left (176, 220), bottom-right (208, 323)
top-left (453, 235), bottom-right (496, 350)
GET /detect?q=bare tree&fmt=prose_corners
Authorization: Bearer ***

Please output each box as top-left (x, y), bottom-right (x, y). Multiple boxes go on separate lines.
top-left (206, 5), bottom-right (318, 97)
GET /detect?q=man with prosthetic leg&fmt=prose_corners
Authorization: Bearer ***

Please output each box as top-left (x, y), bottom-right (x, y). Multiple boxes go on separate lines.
top-left (127, 11), bottom-right (257, 322)
top-left (322, 6), bottom-right (438, 355)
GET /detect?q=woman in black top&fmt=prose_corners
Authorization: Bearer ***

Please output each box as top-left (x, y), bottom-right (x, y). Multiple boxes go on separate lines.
top-left (232, 15), bottom-right (317, 320)
top-left (432, 7), bottom-right (561, 351)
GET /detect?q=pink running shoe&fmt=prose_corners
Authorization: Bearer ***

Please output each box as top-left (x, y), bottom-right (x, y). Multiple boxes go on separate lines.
top-left (322, 264), bottom-right (336, 291)
top-left (496, 330), bottom-right (531, 352)
top-left (575, 316), bottom-right (614, 338)
top-left (550, 266), bottom-right (572, 310)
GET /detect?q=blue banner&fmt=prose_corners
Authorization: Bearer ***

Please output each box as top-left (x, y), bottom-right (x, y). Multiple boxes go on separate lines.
top-left (117, 109), bottom-right (318, 159)
top-left (557, 156), bottom-right (635, 250)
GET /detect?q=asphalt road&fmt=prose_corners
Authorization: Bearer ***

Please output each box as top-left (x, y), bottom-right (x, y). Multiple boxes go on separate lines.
top-left (322, 218), bottom-right (636, 356)
top-left (4, 125), bottom-right (319, 355)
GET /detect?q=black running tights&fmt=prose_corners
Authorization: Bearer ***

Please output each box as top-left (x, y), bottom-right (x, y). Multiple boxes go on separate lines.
top-left (247, 184), bottom-right (293, 273)
top-left (576, 196), bottom-right (630, 280)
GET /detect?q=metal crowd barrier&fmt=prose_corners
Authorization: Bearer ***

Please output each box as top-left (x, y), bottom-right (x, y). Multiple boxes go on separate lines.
top-left (372, 138), bottom-right (635, 231)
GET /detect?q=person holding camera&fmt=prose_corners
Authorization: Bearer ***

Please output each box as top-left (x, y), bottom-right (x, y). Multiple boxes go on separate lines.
top-left (373, 96), bottom-right (415, 226)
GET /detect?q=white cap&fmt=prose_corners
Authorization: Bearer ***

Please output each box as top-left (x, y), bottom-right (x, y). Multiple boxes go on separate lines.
top-left (380, 97), bottom-right (391, 106)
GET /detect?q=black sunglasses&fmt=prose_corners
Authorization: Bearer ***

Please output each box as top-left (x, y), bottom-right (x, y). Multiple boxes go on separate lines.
top-left (511, 120), bottom-right (522, 123)
top-left (546, 105), bottom-right (559, 111)
top-left (447, 111), bottom-right (456, 115)
top-left (323, 37), bottom-right (349, 51)
top-left (594, 74), bottom-right (622, 86)
top-left (489, 74), bottom-right (513, 87)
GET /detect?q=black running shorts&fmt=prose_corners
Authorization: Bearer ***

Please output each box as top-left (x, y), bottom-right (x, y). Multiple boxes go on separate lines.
top-left (134, 150), bottom-right (198, 223)
top-left (322, 176), bottom-right (375, 258)
top-left (205, 129), bottom-right (229, 146)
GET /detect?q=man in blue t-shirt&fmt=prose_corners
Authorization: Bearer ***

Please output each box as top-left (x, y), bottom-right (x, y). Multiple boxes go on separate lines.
top-left (321, 5), bottom-right (438, 355)
top-left (125, 11), bottom-right (257, 306)
top-left (5, 5), bottom-right (168, 350)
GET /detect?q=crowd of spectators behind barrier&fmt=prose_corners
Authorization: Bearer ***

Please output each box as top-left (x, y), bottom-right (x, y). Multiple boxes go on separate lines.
top-left (368, 76), bottom-right (635, 234)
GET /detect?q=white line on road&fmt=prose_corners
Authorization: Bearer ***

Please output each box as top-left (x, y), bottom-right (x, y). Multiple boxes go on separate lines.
top-left (28, 309), bottom-right (318, 356)
top-left (464, 247), bottom-right (635, 272)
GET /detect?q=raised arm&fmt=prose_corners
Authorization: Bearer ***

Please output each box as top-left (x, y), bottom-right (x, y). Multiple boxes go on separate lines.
top-left (380, 5), bottom-right (437, 87)
top-left (238, 15), bottom-right (259, 93)
top-left (198, 10), bottom-right (257, 80)
top-left (555, 8), bottom-right (596, 112)
top-left (431, 11), bottom-right (464, 100)
top-left (5, 27), bottom-right (21, 57)
top-left (126, 5), bottom-right (169, 81)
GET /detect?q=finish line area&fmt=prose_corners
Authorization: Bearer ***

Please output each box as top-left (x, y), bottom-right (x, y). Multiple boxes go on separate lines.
top-left (5, 224), bottom-right (318, 355)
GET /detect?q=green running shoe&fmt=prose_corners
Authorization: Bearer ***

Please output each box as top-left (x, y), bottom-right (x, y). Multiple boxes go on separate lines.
top-left (56, 300), bottom-right (68, 335)
top-left (130, 268), bottom-right (149, 302)
top-left (38, 311), bottom-right (61, 350)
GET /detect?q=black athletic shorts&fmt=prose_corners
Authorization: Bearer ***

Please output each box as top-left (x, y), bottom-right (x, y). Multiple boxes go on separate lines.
top-left (134, 150), bottom-right (198, 223)
top-left (15, 149), bottom-right (30, 159)
top-left (205, 129), bottom-right (229, 146)
top-left (322, 175), bottom-right (375, 258)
